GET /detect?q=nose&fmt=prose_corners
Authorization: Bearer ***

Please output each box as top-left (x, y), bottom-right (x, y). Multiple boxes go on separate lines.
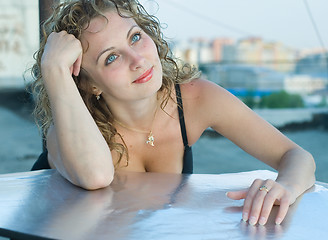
top-left (128, 49), bottom-right (146, 71)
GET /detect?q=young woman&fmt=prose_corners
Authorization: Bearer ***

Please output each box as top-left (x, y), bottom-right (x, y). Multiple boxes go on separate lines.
top-left (31, 0), bottom-right (315, 226)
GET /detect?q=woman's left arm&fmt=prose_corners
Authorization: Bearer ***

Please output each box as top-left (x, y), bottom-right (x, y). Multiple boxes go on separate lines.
top-left (183, 79), bottom-right (316, 226)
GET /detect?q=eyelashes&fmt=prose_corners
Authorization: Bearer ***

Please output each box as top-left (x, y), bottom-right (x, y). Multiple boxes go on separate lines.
top-left (105, 54), bottom-right (118, 65)
top-left (104, 31), bottom-right (142, 66)
top-left (131, 32), bottom-right (141, 44)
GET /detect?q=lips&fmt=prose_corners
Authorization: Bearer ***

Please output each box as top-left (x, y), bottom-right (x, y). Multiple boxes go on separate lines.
top-left (133, 67), bottom-right (153, 84)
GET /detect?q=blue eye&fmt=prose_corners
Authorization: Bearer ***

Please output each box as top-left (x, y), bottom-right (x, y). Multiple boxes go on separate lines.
top-left (131, 33), bottom-right (141, 44)
top-left (105, 54), bottom-right (118, 65)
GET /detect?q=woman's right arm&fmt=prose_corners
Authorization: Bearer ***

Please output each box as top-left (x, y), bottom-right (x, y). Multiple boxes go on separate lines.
top-left (41, 31), bottom-right (114, 190)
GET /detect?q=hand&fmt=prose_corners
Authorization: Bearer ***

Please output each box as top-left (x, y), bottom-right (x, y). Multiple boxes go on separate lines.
top-left (41, 31), bottom-right (82, 77)
top-left (226, 179), bottom-right (296, 225)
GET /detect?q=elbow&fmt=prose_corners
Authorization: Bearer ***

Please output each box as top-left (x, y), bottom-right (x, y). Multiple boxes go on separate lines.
top-left (303, 149), bottom-right (316, 175)
top-left (289, 147), bottom-right (316, 170)
top-left (295, 147), bottom-right (316, 185)
top-left (308, 151), bottom-right (316, 184)
top-left (77, 169), bottom-right (115, 191)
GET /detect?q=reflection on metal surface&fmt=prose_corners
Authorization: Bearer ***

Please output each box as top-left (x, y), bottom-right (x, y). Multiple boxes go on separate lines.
top-left (0, 170), bottom-right (327, 239)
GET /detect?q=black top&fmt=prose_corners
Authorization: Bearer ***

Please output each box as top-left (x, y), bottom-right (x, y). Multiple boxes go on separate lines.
top-left (175, 84), bottom-right (193, 174)
top-left (31, 84), bottom-right (193, 173)
top-left (31, 150), bottom-right (50, 170)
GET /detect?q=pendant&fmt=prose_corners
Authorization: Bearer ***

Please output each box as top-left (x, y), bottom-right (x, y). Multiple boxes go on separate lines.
top-left (146, 131), bottom-right (155, 147)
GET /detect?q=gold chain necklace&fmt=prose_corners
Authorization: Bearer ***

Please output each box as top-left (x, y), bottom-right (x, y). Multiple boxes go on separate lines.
top-left (113, 104), bottom-right (158, 147)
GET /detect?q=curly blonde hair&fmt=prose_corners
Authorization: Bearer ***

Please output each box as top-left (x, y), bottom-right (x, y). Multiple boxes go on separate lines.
top-left (31, 0), bottom-right (200, 167)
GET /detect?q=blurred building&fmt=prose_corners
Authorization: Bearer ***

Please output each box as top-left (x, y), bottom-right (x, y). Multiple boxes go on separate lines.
top-left (173, 36), bottom-right (327, 99)
top-left (172, 37), bottom-right (298, 73)
top-left (0, 0), bottom-right (39, 89)
top-left (211, 38), bottom-right (235, 62)
top-left (171, 37), bottom-right (235, 66)
top-left (200, 62), bottom-right (327, 98)
top-left (294, 51), bottom-right (328, 78)
top-left (199, 63), bottom-right (285, 96)
top-left (172, 38), bottom-right (212, 65)
top-left (285, 74), bottom-right (327, 95)
top-left (222, 37), bottom-right (298, 73)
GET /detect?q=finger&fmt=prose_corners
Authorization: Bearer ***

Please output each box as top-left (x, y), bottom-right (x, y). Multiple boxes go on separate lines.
top-left (248, 179), bottom-right (275, 225)
top-left (275, 196), bottom-right (290, 225)
top-left (73, 52), bottom-right (82, 77)
top-left (241, 179), bottom-right (263, 222)
top-left (226, 190), bottom-right (247, 200)
top-left (69, 65), bottom-right (74, 75)
top-left (258, 188), bottom-right (280, 225)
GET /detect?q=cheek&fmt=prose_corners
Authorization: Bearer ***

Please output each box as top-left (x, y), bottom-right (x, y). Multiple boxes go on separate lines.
top-left (142, 36), bottom-right (159, 57)
top-left (101, 68), bottom-right (129, 89)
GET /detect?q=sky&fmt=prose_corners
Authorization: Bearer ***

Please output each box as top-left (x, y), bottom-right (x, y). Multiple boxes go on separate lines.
top-left (139, 0), bottom-right (328, 50)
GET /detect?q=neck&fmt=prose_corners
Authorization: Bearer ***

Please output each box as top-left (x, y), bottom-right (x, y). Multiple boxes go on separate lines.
top-left (108, 94), bottom-right (160, 129)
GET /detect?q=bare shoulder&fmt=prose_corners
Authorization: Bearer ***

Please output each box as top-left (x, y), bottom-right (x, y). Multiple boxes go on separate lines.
top-left (177, 78), bottom-right (239, 144)
top-left (179, 78), bottom-right (235, 104)
top-left (179, 78), bottom-right (223, 96)
top-left (179, 78), bottom-right (241, 122)
top-left (178, 78), bottom-right (265, 139)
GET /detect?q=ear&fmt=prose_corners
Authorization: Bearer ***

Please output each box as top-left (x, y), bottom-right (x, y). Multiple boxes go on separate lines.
top-left (92, 86), bottom-right (102, 96)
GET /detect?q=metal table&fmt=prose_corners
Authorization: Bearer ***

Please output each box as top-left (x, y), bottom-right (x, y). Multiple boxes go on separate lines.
top-left (0, 170), bottom-right (327, 239)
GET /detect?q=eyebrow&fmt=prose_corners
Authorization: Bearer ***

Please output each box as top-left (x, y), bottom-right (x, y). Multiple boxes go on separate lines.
top-left (96, 25), bottom-right (139, 64)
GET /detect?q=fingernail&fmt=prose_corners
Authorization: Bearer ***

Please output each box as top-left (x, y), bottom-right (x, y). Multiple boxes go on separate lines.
top-left (242, 212), bottom-right (248, 222)
top-left (259, 217), bottom-right (266, 226)
top-left (275, 218), bottom-right (282, 225)
top-left (249, 216), bottom-right (257, 225)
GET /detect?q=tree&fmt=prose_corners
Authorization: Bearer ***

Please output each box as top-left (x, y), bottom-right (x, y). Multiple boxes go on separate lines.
top-left (243, 90), bottom-right (256, 109)
top-left (259, 91), bottom-right (304, 108)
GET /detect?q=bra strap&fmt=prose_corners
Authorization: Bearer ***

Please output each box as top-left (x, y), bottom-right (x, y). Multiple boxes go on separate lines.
top-left (175, 84), bottom-right (189, 147)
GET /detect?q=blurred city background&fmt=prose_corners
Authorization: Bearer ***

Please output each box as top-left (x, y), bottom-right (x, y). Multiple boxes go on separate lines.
top-left (0, 0), bottom-right (327, 182)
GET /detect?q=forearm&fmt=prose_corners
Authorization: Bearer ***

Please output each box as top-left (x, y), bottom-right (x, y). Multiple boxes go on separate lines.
top-left (276, 147), bottom-right (316, 199)
top-left (44, 67), bottom-right (114, 189)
